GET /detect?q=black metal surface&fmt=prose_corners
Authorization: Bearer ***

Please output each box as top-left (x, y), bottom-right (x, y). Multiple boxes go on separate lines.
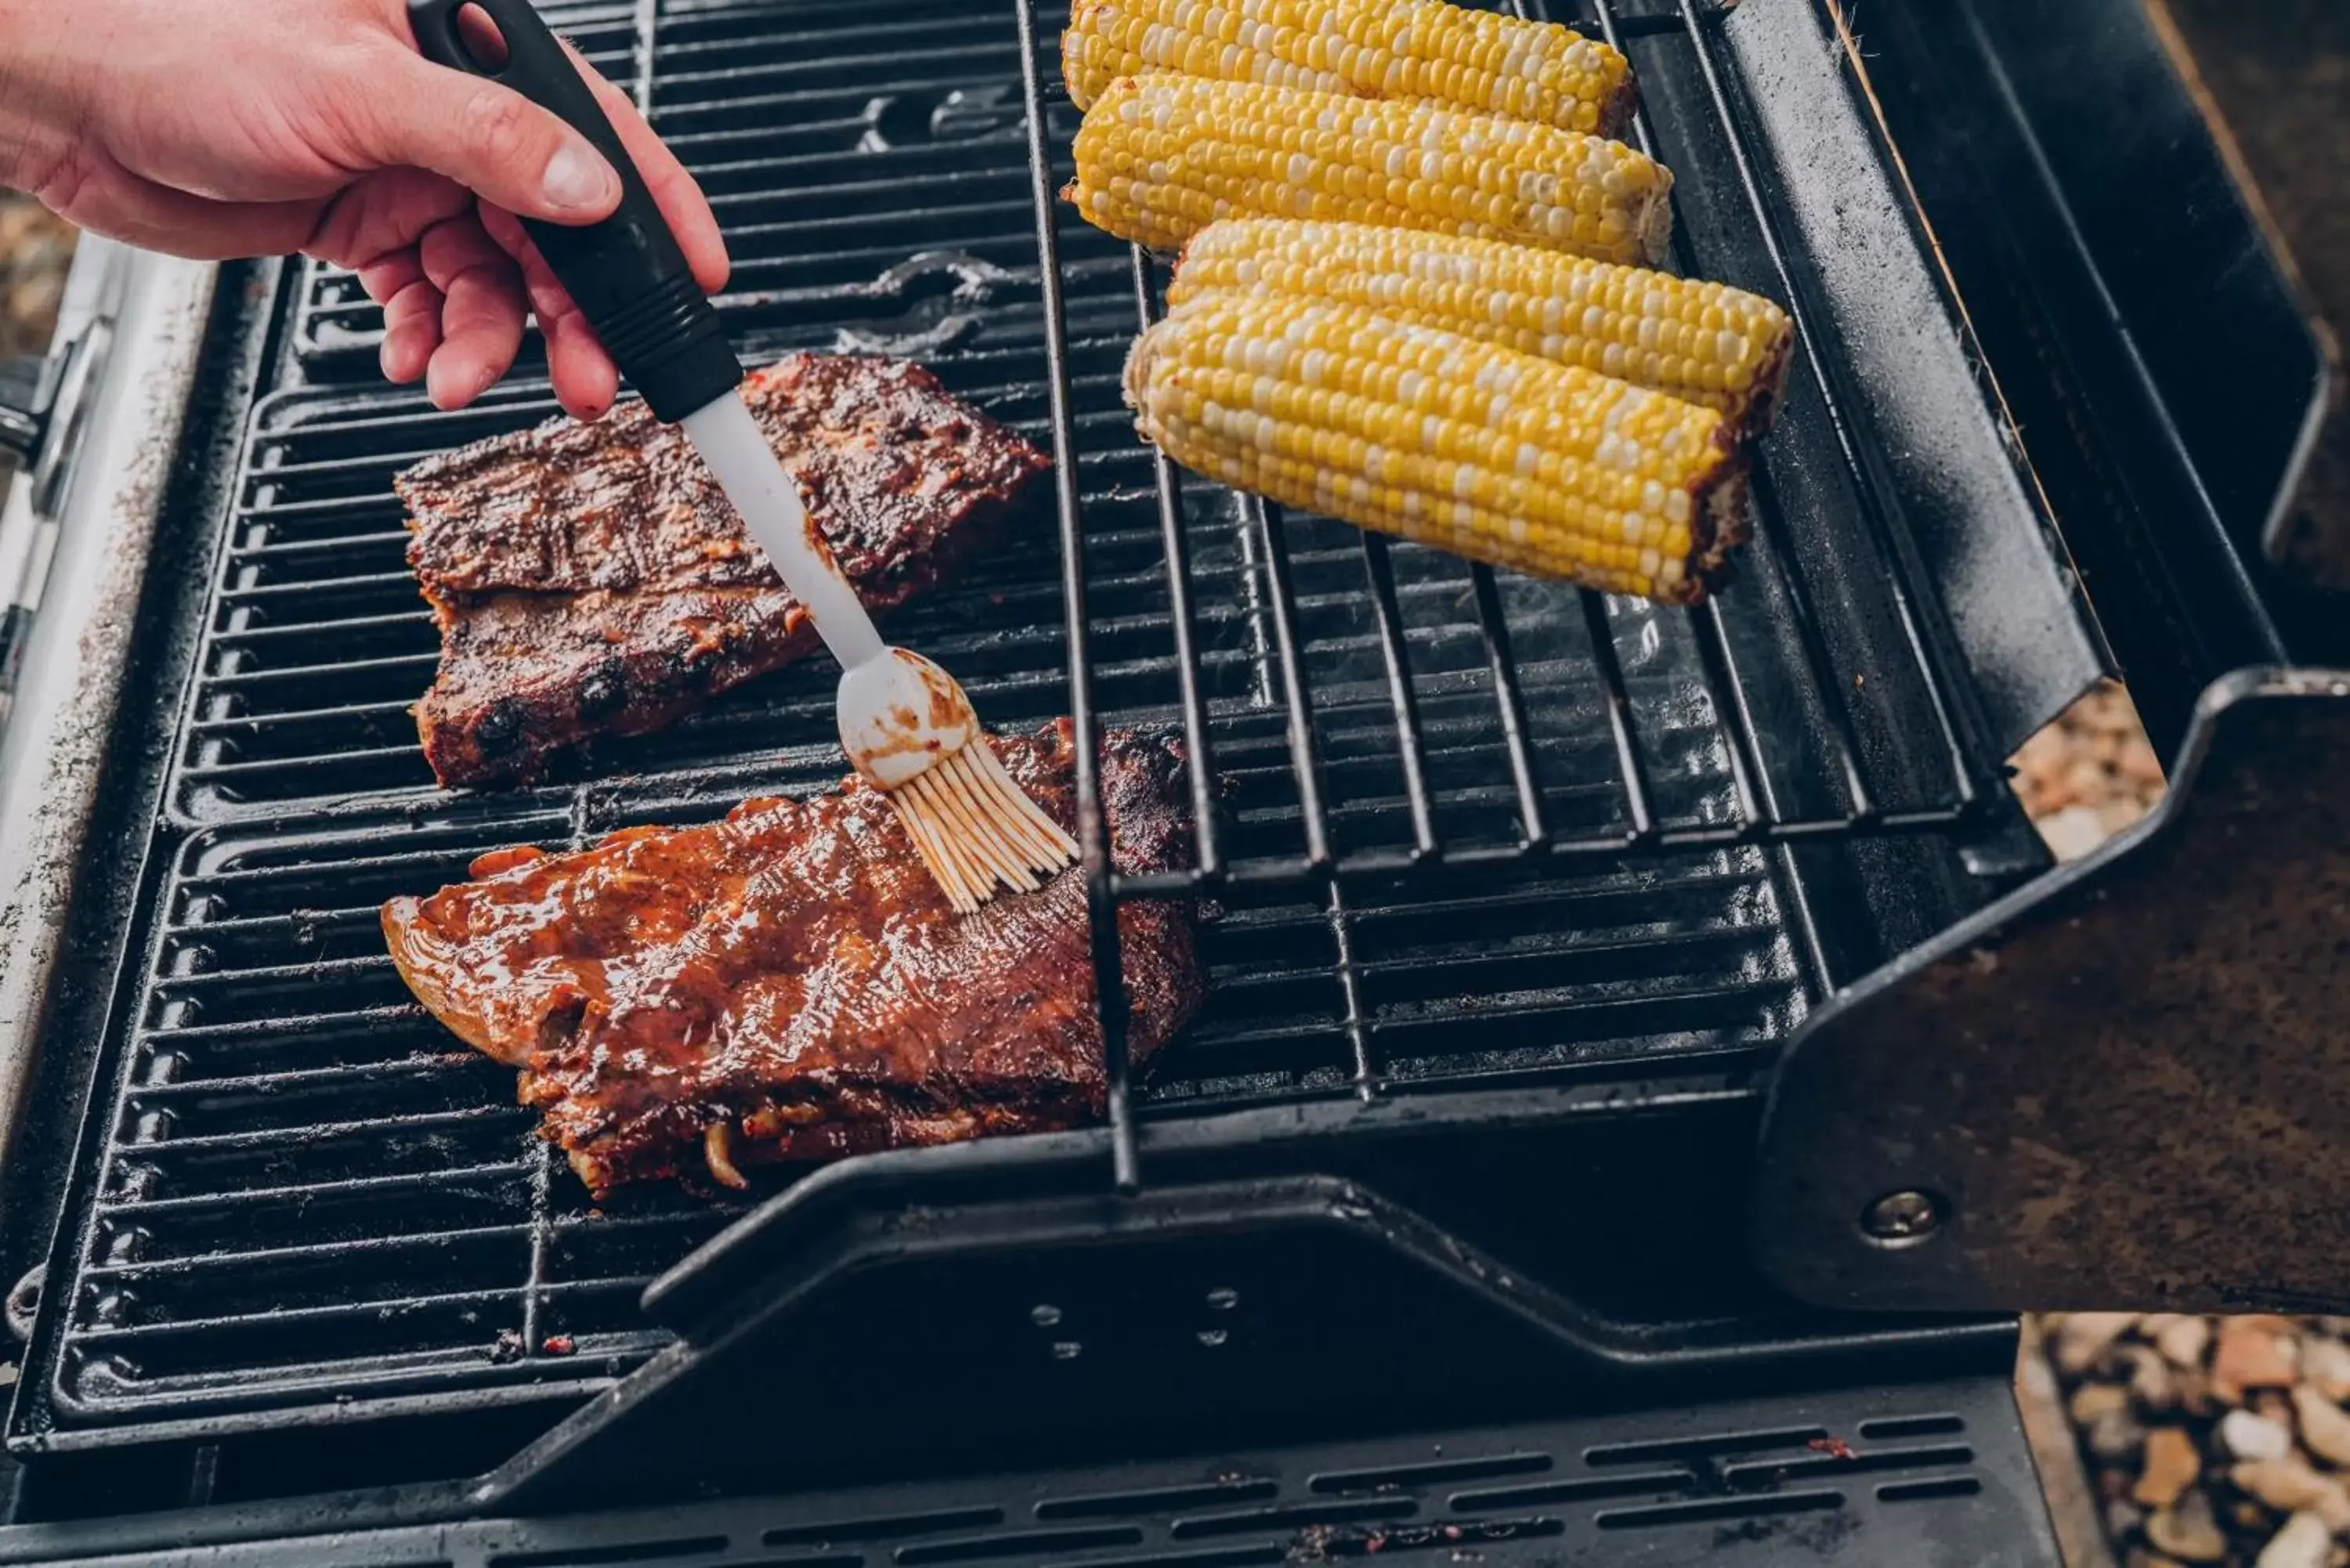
top-left (0, 1377), bottom-right (2051, 1566)
top-left (1753, 666), bottom-right (2350, 1314)
top-left (483, 1158), bottom-right (2019, 1508)
top-left (0, 8), bottom-right (2070, 1555)
top-left (2148, 0), bottom-right (2350, 591)
top-left (1846, 0), bottom-right (2337, 758)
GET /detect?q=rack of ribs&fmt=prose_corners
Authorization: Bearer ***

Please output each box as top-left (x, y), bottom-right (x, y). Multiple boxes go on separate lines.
top-left (396, 353), bottom-right (1050, 788)
top-left (381, 723), bottom-right (1203, 1195)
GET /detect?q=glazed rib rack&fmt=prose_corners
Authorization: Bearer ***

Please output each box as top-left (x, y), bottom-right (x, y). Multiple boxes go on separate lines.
top-left (9, 0), bottom-right (2030, 1503)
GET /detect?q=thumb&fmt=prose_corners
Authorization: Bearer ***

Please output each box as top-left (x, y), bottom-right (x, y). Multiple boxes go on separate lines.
top-left (346, 52), bottom-right (623, 226)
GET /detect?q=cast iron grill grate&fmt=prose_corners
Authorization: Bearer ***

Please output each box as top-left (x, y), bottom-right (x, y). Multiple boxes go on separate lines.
top-left (18, 0), bottom-right (2012, 1442)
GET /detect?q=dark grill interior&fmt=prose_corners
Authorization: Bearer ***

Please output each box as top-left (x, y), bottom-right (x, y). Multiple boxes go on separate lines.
top-left (20, 0), bottom-right (2018, 1445)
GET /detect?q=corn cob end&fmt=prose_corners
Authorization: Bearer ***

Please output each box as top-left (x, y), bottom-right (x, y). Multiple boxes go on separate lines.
top-left (1635, 179), bottom-right (1675, 268)
top-left (1596, 69), bottom-right (1641, 143)
top-left (1679, 443), bottom-right (1752, 605)
top-left (1740, 317), bottom-right (1796, 439)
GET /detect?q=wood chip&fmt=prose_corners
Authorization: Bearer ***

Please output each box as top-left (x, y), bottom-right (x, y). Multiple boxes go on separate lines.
top-left (2301, 1334), bottom-right (2350, 1400)
top-left (2056, 1311), bottom-right (2140, 1375)
top-left (2156, 1316), bottom-right (2213, 1371)
top-left (2294, 1384), bottom-right (2350, 1469)
top-left (2145, 1489), bottom-right (2229, 1563)
top-left (2214, 1317), bottom-right (2301, 1402)
top-left (2231, 1458), bottom-right (2350, 1531)
top-left (2136, 1427), bottom-right (2203, 1508)
top-left (2220, 1407), bottom-right (2295, 1463)
top-left (2257, 1512), bottom-right (2334, 1568)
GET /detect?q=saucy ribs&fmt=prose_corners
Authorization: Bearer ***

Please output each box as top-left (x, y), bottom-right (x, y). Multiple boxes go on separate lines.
top-left (396, 354), bottom-right (1049, 788)
top-left (381, 722), bottom-right (1202, 1194)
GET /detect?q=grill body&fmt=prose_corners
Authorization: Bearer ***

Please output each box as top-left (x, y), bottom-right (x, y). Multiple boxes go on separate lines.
top-left (0, 0), bottom-right (2198, 1557)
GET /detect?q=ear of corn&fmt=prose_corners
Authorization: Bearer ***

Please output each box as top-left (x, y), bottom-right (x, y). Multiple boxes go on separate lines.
top-left (1168, 219), bottom-right (1795, 435)
top-left (1124, 291), bottom-right (1747, 604)
top-left (1068, 74), bottom-right (1673, 266)
top-left (1061, 0), bottom-right (1636, 139)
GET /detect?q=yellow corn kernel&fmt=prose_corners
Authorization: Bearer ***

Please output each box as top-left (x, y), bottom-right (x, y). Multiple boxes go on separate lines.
top-left (1061, 0), bottom-right (1635, 138)
top-left (1067, 74), bottom-right (1672, 266)
top-left (1123, 291), bottom-right (1748, 604)
top-left (1168, 219), bottom-right (1794, 433)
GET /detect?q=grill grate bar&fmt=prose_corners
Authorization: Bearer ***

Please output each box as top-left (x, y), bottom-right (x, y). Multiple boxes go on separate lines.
top-left (1250, 502), bottom-right (1336, 869)
top-left (202, 652), bottom-right (438, 692)
top-left (1014, 0), bottom-right (1139, 1191)
top-left (1688, 602), bottom-right (1778, 829)
top-left (1470, 565), bottom-right (1550, 847)
top-left (1358, 538), bottom-right (1441, 862)
top-left (1128, 251), bottom-right (1225, 880)
top-left (120, 1053), bottom-right (472, 1100)
top-left (94, 1160), bottom-right (530, 1219)
top-left (1323, 886), bottom-right (1377, 1095)
top-left (1577, 592), bottom-right (1657, 840)
top-left (80, 1207), bottom-right (716, 1285)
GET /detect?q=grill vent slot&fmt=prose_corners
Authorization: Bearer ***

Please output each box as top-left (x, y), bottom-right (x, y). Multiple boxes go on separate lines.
top-left (1036, 1481), bottom-right (1280, 1519)
top-left (1308, 1453), bottom-right (1550, 1494)
top-left (486, 1535), bottom-right (732, 1567)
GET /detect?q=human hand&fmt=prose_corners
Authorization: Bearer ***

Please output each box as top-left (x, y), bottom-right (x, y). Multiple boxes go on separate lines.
top-left (0, 0), bottom-right (728, 419)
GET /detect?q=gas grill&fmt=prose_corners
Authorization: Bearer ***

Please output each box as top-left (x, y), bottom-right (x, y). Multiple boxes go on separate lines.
top-left (0, 0), bottom-right (2337, 1561)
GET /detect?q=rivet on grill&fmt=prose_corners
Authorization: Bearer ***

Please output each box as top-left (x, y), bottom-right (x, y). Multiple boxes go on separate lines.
top-left (1050, 1341), bottom-right (1083, 1360)
top-left (1860, 1189), bottom-right (1947, 1245)
top-left (1197, 1328), bottom-right (1228, 1347)
top-left (1206, 1287), bottom-right (1238, 1310)
top-left (1029, 1302), bottom-right (1061, 1328)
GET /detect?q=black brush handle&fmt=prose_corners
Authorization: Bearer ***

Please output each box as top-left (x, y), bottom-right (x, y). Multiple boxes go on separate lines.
top-left (407, 0), bottom-right (740, 421)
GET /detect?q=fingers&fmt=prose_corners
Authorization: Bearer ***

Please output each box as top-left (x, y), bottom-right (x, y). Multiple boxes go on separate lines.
top-left (309, 168), bottom-right (475, 274)
top-left (418, 217), bottom-right (528, 410)
top-left (482, 202), bottom-right (618, 421)
top-left (559, 40), bottom-right (731, 293)
top-left (358, 251), bottom-right (439, 384)
top-left (380, 278), bottom-right (444, 386)
top-left (345, 49), bottom-right (622, 228)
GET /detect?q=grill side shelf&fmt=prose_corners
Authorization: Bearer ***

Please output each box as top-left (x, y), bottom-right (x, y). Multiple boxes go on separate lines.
top-left (1753, 668), bottom-right (2350, 1313)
